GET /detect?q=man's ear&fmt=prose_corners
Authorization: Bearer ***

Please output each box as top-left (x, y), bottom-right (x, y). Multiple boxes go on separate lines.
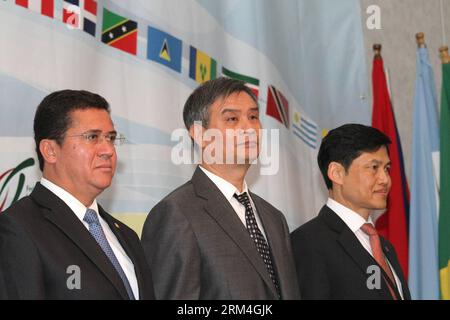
top-left (327, 161), bottom-right (345, 186)
top-left (189, 123), bottom-right (205, 148)
top-left (39, 139), bottom-right (59, 165)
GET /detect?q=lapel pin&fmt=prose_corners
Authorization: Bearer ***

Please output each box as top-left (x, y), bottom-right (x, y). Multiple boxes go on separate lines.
top-left (114, 223), bottom-right (120, 229)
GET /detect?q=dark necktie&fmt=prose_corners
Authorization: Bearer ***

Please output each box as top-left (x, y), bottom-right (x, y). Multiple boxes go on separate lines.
top-left (361, 223), bottom-right (399, 300)
top-left (234, 192), bottom-right (281, 298)
top-left (84, 209), bottom-right (135, 300)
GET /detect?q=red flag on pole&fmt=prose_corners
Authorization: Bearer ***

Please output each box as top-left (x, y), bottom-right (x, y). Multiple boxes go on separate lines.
top-left (371, 46), bottom-right (410, 278)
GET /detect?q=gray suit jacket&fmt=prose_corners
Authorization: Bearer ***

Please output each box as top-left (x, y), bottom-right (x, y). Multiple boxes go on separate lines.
top-left (141, 167), bottom-right (300, 300)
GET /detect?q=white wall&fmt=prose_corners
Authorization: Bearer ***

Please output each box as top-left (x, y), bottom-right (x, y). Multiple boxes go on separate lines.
top-left (360, 0), bottom-right (450, 182)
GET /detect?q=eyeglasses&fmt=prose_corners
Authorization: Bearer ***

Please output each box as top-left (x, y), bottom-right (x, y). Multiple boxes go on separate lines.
top-left (66, 131), bottom-right (126, 146)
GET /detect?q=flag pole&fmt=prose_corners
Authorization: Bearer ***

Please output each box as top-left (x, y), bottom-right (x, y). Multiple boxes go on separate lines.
top-left (416, 32), bottom-right (426, 48)
top-left (440, 46), bottom-right (450, 64)
top-left (373, 43), bottom-right (382, 59)
top-left (373, 44), bottom-right (394, 102)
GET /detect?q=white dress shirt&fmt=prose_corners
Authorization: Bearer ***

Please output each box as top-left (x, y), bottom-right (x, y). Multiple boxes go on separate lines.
top-left (326, 198), bottom-right (404, 299)
top-left (199, 166), bottom-right (267, 239)
top-left (40, 178), bottom-right (139, 299)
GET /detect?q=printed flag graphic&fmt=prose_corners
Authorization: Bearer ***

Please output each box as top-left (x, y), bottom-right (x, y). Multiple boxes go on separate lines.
top-left (147, 26), bottom-right (182, 73)
top-left (266, 85), bottom-right (289, 128)
top-left (222, 67), bottom-right (260, 98)
top-left (62, 0), bottom-right (97, 36)
top-left (189, 46), bottom-right (216, 84)
top-left (102, 8), bottom-right (137, 55)
top-left (292, 110), bottom-right (318, 149)
top-left (15, 0), bottom-right (53, 18)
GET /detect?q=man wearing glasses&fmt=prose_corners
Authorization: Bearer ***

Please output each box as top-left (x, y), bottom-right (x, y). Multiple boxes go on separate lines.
top-left (0, 90), bottom-right (155, 300)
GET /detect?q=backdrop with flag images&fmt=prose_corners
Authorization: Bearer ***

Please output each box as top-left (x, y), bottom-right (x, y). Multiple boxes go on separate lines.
top-left (0, 0), bottom-right (370, 235)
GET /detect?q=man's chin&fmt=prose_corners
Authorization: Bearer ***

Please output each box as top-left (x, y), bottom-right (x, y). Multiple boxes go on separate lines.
top-left (373, 202), bottom-right (388, 211)
top-left (235, 156), bottom-right (258, 165)
top-left (235, 151), bottom-right (259, 164)
top-left (93, 179), bottom-right (113, 191)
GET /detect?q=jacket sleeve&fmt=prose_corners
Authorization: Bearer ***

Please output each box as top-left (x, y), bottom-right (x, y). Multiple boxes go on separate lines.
top-left (279, 213), bottom-right (302, 299)
top-left (291, 229), bottom-right (331, 299)
top-left (0, 214), bottom-right (46, 299)
top-left (141, 199), bottom-right (201, 299)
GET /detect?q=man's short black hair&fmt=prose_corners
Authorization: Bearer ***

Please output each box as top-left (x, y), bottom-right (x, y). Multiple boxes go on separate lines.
top-left (183, 77), bottom-right (258, 130)
top-left (317, 123), bottom-right (391, 189)
top-left (33, 89), bottom-right (110, 171)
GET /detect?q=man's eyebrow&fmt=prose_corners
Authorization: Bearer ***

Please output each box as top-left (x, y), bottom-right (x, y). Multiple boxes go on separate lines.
top-left (220, 108), bottom-right (241, 114)
top-left (84, 129), bottom-right (117, 134)
top-left (220, 107), bottom-right (259, 114)
top-left (368, 159), bottom-right (391, 166)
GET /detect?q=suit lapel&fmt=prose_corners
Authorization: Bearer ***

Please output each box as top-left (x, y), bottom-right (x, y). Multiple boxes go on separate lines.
top-left (99, 207), bottom-right (146, 299)
top-left (320, 206), bottom-right (393, 300)
top-left (31, 183), bottom-right (129, 300)
top-left (192, 168), bottom-right (278, 298)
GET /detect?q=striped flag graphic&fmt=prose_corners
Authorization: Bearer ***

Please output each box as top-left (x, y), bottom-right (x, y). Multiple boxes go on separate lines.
top-left (292, 110), bottom-right (318, 149)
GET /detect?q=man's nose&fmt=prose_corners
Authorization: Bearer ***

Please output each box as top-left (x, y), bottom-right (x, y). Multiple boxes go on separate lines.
top-left (378, 168), bottom-right (390, 185)
top-left (240, 116), bottom-right (260, 131)
top-left (97, 136), bottom-right (115, 157)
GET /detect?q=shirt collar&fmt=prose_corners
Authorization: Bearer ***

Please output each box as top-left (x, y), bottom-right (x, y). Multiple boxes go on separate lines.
top-left (326, 197), bottom-right (374, 233)
top-left (40, 177), bottom-right (98, 221)
top-left (199, 166), bottom-right (249, 201)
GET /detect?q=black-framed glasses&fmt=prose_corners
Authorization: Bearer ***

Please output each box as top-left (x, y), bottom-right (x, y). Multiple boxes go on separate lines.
top-left (66, 131), bottom-right (126, 146)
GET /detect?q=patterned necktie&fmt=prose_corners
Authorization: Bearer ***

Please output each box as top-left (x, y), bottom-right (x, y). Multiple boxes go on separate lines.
top-left (84, 209), bottom-right (135, 300)
top-left (361, 223), bottom-right (398, 300)
top-left (233, 192), bottom-right (281, 298)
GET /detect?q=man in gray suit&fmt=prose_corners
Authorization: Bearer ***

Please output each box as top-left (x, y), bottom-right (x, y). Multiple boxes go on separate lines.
top-left (141, 77), bottom-right (300, 300)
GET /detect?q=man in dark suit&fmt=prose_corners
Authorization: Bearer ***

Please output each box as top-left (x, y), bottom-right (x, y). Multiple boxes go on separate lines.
top-left (141, 77), bottom-right (300, 300)
top-left (0, 90), bottom-right (154, 300)
top-left (291, 124), bottom-right (410, 300)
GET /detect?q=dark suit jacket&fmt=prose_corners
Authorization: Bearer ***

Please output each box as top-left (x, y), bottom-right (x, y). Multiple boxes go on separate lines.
top-left (291, 205), bottom-right (411, 300)
top-left (0, 263), bottom-right (6, 299)
top-left (141, 167), bottom-right (300, 300)
top-left (0, 183), bottom-right (155, 300)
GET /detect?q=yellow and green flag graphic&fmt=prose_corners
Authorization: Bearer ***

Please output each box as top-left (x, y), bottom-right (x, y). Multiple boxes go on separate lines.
top-left (189, 46), bottom-right (216, 84)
